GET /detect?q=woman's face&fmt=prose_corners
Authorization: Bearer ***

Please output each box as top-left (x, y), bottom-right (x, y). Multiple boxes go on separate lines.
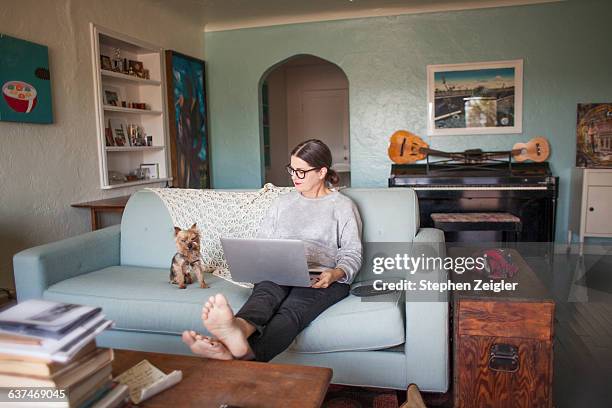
top-left (289, 155), bottom-right (326, 193)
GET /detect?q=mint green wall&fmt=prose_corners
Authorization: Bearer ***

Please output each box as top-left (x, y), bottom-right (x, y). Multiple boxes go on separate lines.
top-left (204, 0), bottom-right (612, 242)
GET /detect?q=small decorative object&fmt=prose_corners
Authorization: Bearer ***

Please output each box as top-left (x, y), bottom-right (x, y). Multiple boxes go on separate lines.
top-left (109, 118), bottom-right (128, 146)
top-left (143, 69), bottom-right (150, 80)
top-left (102, 84), bottom-right (123, 106)
top-left (121, 101), bottom-right (127, 108)
top-left (100, 54), bottom-right (112, 71)
top-left (0, 33), bottom-right (53, 123)
top-left (427, 59), bottom-right (523, 135)
top-left (472, 249), bottom-right (518, 279)
top-left (146, 135), bottom-right (153, 146)
top-left (108, 170), bottom-right (127, 183)
top-left (576, 103), bottom-right (612, 168)
top-left (129, 60), bottom-right (145, 78)
top-left (166, 50), bottom-right (210, 188)
top-left (140, 163), bottom-right (159, 179)
top-left (111, 47), bottom-right (123, 73)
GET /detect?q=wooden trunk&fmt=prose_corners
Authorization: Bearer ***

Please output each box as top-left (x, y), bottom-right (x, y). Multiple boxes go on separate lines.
top-left (452, 250), bottom-right (555, 408)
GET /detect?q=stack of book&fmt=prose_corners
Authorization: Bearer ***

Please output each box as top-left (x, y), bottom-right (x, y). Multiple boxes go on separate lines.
top-left (0, 299), bottom-right (128, 407)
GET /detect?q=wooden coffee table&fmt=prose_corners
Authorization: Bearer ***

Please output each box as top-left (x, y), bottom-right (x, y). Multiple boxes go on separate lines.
top-left (112, 350), bottom-right (332, 408)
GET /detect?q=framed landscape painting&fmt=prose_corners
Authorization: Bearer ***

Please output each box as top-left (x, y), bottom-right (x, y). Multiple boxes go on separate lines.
top-left (427, 59), bottom-right (523, 135)
top-left (165, 50), bottom-right (210, 189)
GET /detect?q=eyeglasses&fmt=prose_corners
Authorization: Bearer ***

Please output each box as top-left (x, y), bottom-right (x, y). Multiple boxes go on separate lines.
top-left (285, 164), bottom-right (320, 179)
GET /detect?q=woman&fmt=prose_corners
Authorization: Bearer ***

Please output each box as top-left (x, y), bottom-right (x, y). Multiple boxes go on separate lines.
top-left (182, 139), bottom-right (362, 362)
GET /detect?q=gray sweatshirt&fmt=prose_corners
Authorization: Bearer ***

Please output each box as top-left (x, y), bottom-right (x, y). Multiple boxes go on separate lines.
top-left (257, 191), bottom-right (363, 284)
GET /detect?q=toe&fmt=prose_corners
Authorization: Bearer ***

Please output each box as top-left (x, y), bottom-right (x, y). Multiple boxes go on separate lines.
top-left (214, 293), bottom-right (228, 307)
top-left (182, 331), bottom-right (195, 346)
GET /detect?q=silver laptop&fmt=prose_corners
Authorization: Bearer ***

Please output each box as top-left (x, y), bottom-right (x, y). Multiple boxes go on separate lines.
top-left (220, 238), bottom-right (324, 287)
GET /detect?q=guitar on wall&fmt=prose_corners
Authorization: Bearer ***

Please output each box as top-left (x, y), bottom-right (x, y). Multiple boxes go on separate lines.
top-left (387, 130), bottom-right (551, 164)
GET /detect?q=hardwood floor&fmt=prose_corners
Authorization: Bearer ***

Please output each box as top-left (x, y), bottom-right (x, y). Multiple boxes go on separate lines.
top-left (525, 250), bottom-right (612, 407)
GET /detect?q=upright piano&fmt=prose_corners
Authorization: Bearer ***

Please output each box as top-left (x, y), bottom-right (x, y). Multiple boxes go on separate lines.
top-left (389, 162), bottom-right (558, 242)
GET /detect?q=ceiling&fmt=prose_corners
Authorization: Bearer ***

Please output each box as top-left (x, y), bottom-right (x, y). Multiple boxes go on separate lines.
top-left (195, 0), bottom-right (562, 32)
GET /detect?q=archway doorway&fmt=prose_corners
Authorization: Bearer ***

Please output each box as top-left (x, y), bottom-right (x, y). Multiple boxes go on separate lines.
top-left (260, 55), bottom-right (350, 187)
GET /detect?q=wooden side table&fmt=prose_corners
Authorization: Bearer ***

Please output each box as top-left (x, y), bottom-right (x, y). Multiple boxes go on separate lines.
top-left (72, 195), bottom-right (131, 231)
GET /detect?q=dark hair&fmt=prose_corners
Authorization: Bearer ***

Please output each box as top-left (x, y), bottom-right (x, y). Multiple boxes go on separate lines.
top-left (290, 139), bottom-right (340, 186)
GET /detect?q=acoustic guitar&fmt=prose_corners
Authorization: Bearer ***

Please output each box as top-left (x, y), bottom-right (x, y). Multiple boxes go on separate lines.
top-left (387, 130), bottom-right (550, 164)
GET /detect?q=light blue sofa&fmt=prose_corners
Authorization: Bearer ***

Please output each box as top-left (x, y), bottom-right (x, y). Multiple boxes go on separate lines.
top-left (14, 188), bottom-right (449, 392)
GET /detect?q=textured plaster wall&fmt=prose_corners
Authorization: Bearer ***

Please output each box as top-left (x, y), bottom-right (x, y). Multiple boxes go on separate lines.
top-left (204, 0), bottom-right (612, 243)
top-left (0, 0), bottom-right (205, 290)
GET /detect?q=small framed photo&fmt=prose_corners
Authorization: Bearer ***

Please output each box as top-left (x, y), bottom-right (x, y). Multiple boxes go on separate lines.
top-left (100, 55), bottom-right (112, 71)
top-left (140, 163), bottom-right (159, 179)
top-left (109, 118), bottom-right (128, 146)
top-left (129, 60), bottom-right (145, 78)
top-left (427, 59), bottom-right (523, 135)
top-left (102, 84), bottom-right (123, 106)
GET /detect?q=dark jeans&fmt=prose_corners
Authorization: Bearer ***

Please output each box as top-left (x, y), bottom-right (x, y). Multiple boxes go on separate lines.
top-left (234, 280), bottom-right (350, 362)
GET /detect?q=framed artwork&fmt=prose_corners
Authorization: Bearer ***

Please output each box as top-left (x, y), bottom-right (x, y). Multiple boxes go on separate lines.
top-left (576, 103), bottom-right (612, 168)
top-left (109, 118), bottom-right (128, 146)
top-left (102, 84), bottom-right (123, 106)
top-left (165, 50), bottom-right (210, 188)
top-left (0, 33), bottom-right (53, 124)
top-left (427, 59), bottom-right (523, 135)
top-left (140, 163), bottom-right (159, 179)
top-left (100, 55), bottom-right (112, 71)
top-left (128, 60), bottom-right (144, 78)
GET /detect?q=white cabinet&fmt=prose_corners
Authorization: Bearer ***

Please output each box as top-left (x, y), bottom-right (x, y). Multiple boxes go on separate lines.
top-left (90, 23), bottom-right (171, 189)
top-left (569, 168), bottom-right (612, 243)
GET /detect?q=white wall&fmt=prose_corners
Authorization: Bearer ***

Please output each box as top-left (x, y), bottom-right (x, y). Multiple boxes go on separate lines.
top-left (0, 0), bottom-right (205, 291)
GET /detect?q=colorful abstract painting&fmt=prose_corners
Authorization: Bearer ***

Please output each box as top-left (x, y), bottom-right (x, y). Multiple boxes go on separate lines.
top-left (576, 103), bottom-right (612, 168)
top-left (0, 34), bottom-right (53, 124)
top-left (166, 51), bottom-right (209, 188)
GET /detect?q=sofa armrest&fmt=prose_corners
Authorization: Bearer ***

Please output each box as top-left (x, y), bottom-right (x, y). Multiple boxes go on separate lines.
top-left (13, 225), bottom-right (121, 301)
top-left (403, 227), bottom-right (449, 392)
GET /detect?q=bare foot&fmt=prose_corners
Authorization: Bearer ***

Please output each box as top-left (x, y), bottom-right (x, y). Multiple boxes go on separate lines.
top-left (181, 330), bottom-right (233, 360)
top-left (201, 294), bottom-right (250, 358)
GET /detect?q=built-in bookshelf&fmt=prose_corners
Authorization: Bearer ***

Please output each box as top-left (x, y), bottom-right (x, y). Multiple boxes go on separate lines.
top-left (90, 23), bottom-right (171, 189)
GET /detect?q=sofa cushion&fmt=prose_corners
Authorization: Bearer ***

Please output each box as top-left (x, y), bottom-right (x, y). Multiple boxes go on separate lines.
top-left (289, 292), bottom-right (405, 353)
top-left (43, 266), bottom-right (405, 353)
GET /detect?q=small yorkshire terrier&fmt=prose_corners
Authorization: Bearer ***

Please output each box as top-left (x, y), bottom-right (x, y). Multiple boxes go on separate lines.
top-left (170, 223), bottom-right (209, 289)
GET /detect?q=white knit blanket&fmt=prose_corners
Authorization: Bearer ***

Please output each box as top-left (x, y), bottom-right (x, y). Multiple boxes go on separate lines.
top-left (147, 184), bottom-right (294, 288)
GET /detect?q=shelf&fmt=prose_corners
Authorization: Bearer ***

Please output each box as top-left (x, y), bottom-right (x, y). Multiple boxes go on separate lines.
top-left (103, 177), bottom-right (172, 190)
top-left (103, 105), bottom-right (162, 115)
top-left (101, 69), bottom-right (161, 85)
top-left (105, 146), bottom-right (165, 152)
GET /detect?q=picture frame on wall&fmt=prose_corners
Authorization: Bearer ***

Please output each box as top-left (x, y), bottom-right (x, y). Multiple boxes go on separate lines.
top-left (165, 50), bottom-right (210, 188)
top-left (427, 59), bottom-right (523, 136)
top-left (576, 103), bottom-right (612, 168)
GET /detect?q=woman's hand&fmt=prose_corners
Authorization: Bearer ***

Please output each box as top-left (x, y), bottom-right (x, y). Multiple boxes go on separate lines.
top-left (311, 268), bottom-right (345, 289)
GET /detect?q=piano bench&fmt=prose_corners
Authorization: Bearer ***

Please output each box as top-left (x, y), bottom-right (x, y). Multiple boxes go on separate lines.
top-left (431, 212), bottom-right (522, 242)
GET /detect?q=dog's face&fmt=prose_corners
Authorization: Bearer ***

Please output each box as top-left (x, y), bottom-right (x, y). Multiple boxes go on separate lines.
top-left (174, 223), bottom-right (201, 253)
